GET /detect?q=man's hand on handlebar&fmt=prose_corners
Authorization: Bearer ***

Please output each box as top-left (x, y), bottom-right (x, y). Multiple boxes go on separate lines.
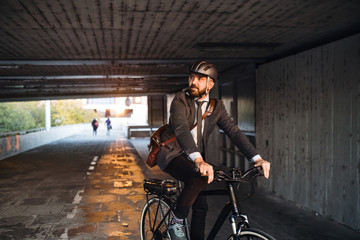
top-left (194, 157), bottom-right (214, 184)
top-left (254, 158), bottom-right (270, 179)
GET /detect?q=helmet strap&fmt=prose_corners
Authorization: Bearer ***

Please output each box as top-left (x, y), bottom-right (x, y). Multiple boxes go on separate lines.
top-left (199, 76), bottom-right (210, 99)
top-left (205, 77), bottom-right (210, 95)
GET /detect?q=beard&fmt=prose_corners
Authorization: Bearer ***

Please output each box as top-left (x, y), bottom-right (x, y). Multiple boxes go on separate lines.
top-left (188, 85), bottom-right (207, 98)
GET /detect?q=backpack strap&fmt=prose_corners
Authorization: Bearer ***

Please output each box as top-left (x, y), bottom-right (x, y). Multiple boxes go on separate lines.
top-left (205, 99), bottom-right (215, 117)
top-left (191, 99), bottom-right (215, 130)
top-left (158, 99), bottom-right (216, 147)
top-left (161, 136), bottom-right (177, 146)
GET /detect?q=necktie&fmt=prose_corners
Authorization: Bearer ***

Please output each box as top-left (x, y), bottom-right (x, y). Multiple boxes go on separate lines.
top-left (196, 101), bottom-right (204, 152)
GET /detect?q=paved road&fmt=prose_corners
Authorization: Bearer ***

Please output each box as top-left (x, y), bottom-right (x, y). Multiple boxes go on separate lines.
top-left (0, 128), bottom-right (147, 239)
top-left (0, 127), bottom-right (359, 239)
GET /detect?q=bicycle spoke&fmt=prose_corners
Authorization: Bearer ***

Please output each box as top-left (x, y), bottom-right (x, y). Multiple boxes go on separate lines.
top-left (142, 168), bottom-right (276, 240)
top-left (141, 197), bottom-right (174, 240)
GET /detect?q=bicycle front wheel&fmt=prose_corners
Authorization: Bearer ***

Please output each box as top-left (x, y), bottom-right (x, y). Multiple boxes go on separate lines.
top-left (140, 197), bottom-right (175, 240)
top-left (227, 228), bottom-right (276, 240)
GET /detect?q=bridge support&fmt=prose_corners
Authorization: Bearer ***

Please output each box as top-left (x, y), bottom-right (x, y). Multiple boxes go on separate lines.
top-left (45, 100), bottom-right (51, 131)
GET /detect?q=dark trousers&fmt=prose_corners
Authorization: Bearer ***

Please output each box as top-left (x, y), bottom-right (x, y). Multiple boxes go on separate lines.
top-left (166, 155), bottom-right (208, 240)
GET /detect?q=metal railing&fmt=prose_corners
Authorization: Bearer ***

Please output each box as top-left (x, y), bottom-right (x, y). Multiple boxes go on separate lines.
top-left (219, 130), bottom-right (256, 170)
top-left (0, 128), bottom-right (46, 138)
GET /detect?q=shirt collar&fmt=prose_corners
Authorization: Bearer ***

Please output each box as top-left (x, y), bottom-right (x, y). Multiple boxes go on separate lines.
top-left (195, 94), bottom-right (209, 102)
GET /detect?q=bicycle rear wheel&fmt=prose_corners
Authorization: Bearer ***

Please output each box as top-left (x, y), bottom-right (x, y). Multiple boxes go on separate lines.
top-left (141, 197), bottom-right (175, 240)
top-left (227, 228), bottom-right (276, 240)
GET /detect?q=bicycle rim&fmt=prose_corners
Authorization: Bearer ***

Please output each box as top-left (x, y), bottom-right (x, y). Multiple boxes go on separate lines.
top-left (141, 197), bottom-right (174, 240)
top-left (227, 228), bottom-right (276, 240)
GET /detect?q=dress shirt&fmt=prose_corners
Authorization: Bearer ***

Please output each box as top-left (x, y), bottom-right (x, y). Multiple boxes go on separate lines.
top-left (188, 95), bottom-right (261, 163)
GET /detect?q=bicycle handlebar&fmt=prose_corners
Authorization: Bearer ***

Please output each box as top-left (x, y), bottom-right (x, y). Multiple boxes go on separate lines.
top-left (194, 163), bottom-right (263, 183)
top-left (213, 165), bottom-right (263, 183)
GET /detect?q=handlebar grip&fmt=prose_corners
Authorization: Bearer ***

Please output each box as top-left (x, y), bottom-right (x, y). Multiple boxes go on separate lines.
top-left (255, 166), bottom-right (263, 176)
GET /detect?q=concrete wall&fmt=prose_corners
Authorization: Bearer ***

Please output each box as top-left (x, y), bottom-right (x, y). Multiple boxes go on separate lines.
top-left (148, 95), bottom-right (167, 126)
top-left (256, 33), bottom-right (360, 230)
top-left (208, 64), bottom-right (257, 168)
top-left (0, 124), bottom-right (89, 161)
top-left (220, 64), bottom-right (256, 132)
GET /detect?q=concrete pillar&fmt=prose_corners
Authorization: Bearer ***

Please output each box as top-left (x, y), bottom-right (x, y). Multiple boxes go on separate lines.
top-left (45, 100), bottom-right (51, 130)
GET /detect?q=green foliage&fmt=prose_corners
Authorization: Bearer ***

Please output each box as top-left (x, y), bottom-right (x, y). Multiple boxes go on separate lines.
top-left (0, 99), bottom-right (97, 133)
top-left (51, 99), bottom-right (95, 126)
top-left (0, 101), bottom-right (45, 133)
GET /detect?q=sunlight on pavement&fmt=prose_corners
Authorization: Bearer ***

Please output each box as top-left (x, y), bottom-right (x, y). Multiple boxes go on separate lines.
top-left (68, 137), bottom-right (146, 240)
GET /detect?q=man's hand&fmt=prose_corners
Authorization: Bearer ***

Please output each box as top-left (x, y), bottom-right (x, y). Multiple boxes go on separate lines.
top-left (194, 157), bottom-right (214, 184)
top-left (254, 158), bottom-right (271, 179)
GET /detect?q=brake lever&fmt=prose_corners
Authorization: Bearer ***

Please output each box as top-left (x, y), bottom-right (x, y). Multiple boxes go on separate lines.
top-left (214, 170), bottom-right (226, 182)
top-left (255, 166), bottom-right (264, 176)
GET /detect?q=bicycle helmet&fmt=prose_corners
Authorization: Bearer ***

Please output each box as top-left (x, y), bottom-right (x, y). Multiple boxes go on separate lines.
top-left (189, 60), bottom-right (218, 82)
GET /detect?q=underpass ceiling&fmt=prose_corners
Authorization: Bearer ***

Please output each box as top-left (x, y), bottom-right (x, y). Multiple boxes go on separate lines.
top-left (0, 0), bottom-right (359, 101)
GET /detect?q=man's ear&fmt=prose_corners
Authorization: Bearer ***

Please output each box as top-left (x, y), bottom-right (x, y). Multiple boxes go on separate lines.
top-left (208, 79), bottom-right (215, 91)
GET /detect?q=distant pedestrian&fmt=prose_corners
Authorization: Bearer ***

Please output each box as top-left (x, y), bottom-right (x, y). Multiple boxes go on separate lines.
top-left (91, 118), bottom-right (99, 136)
top-left (105, 117), bottom-right (112, 136)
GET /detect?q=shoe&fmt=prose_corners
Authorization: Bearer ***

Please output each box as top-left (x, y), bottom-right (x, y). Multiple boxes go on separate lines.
top-left (168, 222), bottom-right (187, 240)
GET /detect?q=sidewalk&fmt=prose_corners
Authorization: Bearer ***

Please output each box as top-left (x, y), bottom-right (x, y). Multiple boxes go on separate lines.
top-left (0, 127), bottom-right (147, 240)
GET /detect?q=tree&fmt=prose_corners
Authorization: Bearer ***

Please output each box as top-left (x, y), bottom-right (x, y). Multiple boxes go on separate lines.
top-left (0, 99), bottom-right (96, 133)
top-left (0, 101), bottom-right (44, 133)
top-left (51, 99), bottom-right (95, 126)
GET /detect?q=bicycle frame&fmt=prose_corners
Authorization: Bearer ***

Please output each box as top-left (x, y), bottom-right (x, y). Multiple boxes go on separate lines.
top-left (142, 167), bottom-right (260, 240)
top-left (199, 181), bottom-right (248, 240)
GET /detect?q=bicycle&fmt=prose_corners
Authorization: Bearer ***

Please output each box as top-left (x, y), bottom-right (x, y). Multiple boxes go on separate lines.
top-left (140, 165), bottom-right (276, 240)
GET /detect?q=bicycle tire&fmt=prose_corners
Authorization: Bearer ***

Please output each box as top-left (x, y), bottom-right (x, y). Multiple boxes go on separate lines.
top-left (227, 228), bottom-right (276, 240)
top-left (141, 197), bottom-right (175, 240)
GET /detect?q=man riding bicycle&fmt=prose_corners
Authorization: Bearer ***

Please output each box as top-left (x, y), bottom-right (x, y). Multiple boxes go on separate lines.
top-left (156, 60), bottom-right (271, 240)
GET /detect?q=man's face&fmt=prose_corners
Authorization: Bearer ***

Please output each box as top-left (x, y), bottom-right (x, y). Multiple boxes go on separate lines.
top-left (188, 73), bottom-right (209, 98)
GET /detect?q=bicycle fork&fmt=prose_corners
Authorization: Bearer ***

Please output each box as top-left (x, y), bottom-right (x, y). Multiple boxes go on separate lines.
top-left (230, 213), bottom-right (249, 234)
top-left (228, 182), bottom-right (250, 236)
top-left (228, 183), bottom-right (240, 235)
